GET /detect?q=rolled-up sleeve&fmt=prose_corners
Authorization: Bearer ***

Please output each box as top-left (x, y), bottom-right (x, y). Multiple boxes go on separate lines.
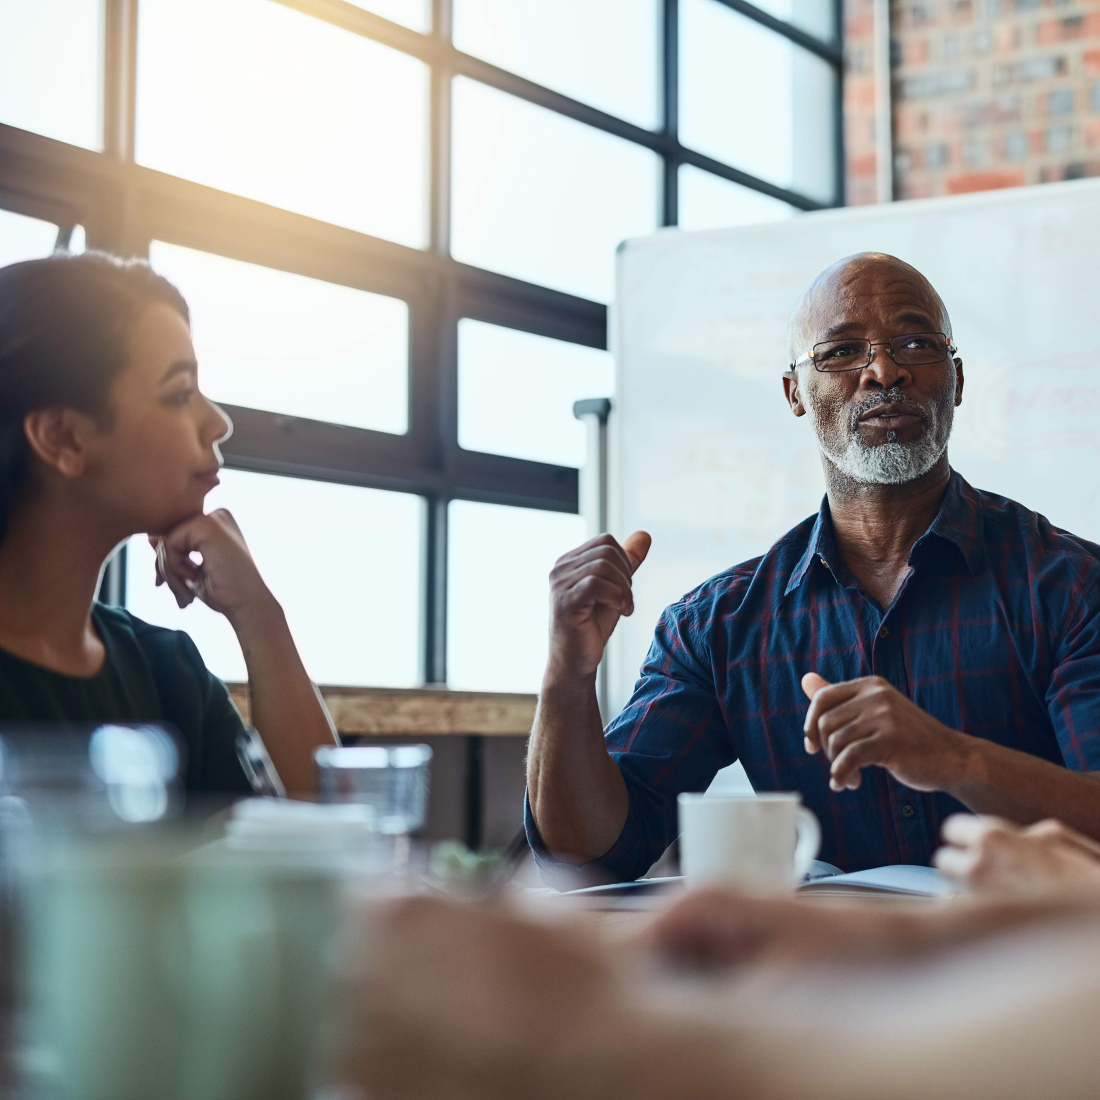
top-left (1047, 576), bottom-right (1100, 771)
top-left (525, 594), bottom-right (735, 884)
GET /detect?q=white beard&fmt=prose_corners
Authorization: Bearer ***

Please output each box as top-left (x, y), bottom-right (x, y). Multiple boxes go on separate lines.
top-left (820, 421), bottom-right (951, 484)
top-left (810, 375), bottom-right (956, 486)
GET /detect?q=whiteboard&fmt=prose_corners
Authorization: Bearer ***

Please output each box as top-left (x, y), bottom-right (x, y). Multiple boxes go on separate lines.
top-left (608, 177), bottom-right (1100, 746)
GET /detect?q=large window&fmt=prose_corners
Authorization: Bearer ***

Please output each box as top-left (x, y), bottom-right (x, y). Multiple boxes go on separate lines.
top-left (125, 471), bottom-right (423, 686)
top-left (0, 0), bottom-right (842, 692)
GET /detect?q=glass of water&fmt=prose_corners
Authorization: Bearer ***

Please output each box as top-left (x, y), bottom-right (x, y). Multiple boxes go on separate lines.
top-left (314, 744), bottom-right (432, 870)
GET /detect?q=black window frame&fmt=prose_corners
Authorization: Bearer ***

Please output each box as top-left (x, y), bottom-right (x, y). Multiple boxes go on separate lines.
top-left (0, 0), bottom-right (844, 686)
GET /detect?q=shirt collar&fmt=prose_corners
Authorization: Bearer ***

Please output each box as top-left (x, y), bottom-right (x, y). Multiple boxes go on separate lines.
top-left (785, 505), bottom-right (840, 596)
top-left (784, 468), bottom-right (985, 597)
top-left (919, 468), bottom-right (986, 575)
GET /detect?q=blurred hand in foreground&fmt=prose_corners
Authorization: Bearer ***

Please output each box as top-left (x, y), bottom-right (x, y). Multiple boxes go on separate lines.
top-left (343, 895), bottom-right (653, 1100)
top-left (934, 813), bottom-right (1100, 895)
top-left (339, 890), bottom-right (1100, 1100)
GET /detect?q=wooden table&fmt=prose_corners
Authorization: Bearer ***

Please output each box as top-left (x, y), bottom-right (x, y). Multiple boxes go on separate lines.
top-left (228, 683), bottom-right (536, 847)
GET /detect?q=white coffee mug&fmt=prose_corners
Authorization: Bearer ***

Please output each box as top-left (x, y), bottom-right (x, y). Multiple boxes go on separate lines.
top-left (678, 792), bottom-right (821, 893)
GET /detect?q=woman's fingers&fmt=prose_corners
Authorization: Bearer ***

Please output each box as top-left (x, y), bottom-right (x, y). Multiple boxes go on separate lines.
top-left (154, 536), bottom-right (202, 608)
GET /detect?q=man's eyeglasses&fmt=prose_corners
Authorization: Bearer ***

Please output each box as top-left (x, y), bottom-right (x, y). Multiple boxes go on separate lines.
top-left (792, 332), bottom-right (957, 373)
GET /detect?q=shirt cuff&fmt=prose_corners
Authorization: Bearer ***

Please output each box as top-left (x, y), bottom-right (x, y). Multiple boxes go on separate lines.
top-left (523, 787), bottom-right (652, 889)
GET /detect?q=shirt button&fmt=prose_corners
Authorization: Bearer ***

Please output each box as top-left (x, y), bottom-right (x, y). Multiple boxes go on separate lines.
top-left (879, 625), bottom-right (890, 639)
top-left (901, 803), bottom-right (915, 818)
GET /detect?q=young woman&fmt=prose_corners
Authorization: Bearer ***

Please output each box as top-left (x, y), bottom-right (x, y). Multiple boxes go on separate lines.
top-left (0, 250), bottom-right (337, 795)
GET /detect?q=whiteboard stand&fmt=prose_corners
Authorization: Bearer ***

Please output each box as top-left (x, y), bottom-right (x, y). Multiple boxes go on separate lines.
top-left (574, 397), bottom-right (612, 721)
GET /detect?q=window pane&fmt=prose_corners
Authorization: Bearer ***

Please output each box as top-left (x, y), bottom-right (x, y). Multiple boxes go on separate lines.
top-left (136, 0), bottom-right (429, 248)
top-left (0, 0), bottom-right (102, 150)
top-left (677, 166), bottom-right (796, 233)
top-left (0, 210), bottom-right (58, 267)
top-left (447, 501), bottom-right (586, 693)
top-left (125, 471), bottom-right (422, 687)
top-left (453, 0), bottom-right (660, 130)
top-left (346, 0), bottom-right (430, 32)
top-left (452, 79), bottom-right (660, 302)
top-left (149, 242), bottom-right (408, 434)
top-left (680, 0), bottom-right (837, 205)
top-left (751, 0), bottom-right (835, 42)
top-left (458, 320), bottom-right (613, 467)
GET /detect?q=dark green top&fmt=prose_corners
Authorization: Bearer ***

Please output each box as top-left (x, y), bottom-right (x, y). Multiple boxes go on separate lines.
top-left (0, 603), bottom-right (251, 793)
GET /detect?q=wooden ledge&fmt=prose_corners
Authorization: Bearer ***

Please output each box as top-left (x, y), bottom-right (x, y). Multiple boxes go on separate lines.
top-left (227, 683), bottom-right (537, 737)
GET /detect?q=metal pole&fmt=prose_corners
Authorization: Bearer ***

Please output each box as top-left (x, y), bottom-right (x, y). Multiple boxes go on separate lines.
top-left (574, 398), bottom-right (612, 718)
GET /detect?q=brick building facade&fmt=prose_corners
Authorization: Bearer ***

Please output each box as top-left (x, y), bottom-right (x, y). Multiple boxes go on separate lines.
top-left (844, 0), bottom-right (1100, 204)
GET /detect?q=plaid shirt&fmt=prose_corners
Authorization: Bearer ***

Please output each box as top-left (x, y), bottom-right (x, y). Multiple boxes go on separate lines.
top-left (526, 470), bottom-right (1100, 879)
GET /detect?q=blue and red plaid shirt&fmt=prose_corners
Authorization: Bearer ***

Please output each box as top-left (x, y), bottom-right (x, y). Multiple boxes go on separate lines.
top-left (526, 470), bottom-right (1100, 879)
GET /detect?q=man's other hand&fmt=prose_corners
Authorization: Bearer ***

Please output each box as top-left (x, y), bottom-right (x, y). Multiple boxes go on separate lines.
top-left (546, 531), bottom-right (651, 680)
top-left (801, 673), bottom-right (975, 793)
top-left (934, 813), bottom-right (1100, 895)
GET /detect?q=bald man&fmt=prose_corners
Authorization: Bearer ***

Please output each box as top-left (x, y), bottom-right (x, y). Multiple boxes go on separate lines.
top-left (526, 252), bottom-right (1100, 880)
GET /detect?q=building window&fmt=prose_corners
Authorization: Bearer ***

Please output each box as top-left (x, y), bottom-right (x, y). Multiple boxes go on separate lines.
top-left (0, 0), bottom-right (842, 690)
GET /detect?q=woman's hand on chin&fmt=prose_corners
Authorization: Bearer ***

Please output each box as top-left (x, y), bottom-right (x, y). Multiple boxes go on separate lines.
top-left (150, 509), bottom-right (277, 626)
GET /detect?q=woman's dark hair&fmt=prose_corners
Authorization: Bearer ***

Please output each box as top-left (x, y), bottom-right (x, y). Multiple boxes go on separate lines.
top-left (0, 250), bottom-right (189, 540)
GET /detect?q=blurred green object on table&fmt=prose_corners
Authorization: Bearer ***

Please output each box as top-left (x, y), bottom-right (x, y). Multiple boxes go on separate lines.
top-left (14, 800), bottom-right (384, 1100)
top-left (430, 839), bottom-right (505, 892)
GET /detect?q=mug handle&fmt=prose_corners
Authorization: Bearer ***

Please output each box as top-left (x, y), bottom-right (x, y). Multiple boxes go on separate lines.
top-left (793, 806), bottom-right (822, 882)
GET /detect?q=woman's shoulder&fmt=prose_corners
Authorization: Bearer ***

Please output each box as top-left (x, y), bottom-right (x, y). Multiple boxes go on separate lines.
top-left (93, 603), bottom-right (206, 672)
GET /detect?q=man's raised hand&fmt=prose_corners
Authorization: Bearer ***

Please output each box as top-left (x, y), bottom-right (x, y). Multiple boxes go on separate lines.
top-left (546, 531), bottom-right (651, 680)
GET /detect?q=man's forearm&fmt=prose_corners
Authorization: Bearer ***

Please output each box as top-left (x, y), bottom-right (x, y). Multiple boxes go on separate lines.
top-left (231, 596), bottom-right (338, 795)
top-left (948, 736), bottom-right (1100, 837)
top-left (526, 673), bottom-right (629, 864)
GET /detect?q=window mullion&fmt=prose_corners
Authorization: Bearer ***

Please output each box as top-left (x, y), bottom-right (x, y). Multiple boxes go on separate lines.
top-left (662, 0), bottom-right (679, 227)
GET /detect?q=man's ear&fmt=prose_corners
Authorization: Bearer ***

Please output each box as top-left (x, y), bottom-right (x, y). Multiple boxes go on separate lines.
top-left (22, 407), bottom-right (99, 480)
top-left (953, 357), bottom-right (964, 406)
top-left (783, 370), bottom-right (806, 418)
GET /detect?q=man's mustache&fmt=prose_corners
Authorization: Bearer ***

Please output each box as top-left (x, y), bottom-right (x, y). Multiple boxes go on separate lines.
top-left (848, 389), bottom-right (931, 432)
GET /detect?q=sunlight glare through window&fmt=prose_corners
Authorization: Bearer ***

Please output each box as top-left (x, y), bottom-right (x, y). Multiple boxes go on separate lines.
top-left (0, 0), bottom-right (102, 150)
top-left (453, 0), bottom-right (660, 129)
top-left (125, 471), bottom-right (422, 687)
top-left (452, 78), bottom-right (659, 303)
top-left (680, 0), bottom-right (836, 205)
top-left (345, 0), bottom-right (431, 32)
top-left (458, 320), bottom-right (613, 467)
top-left (0, 210), bottom-right (59, 267)
top-left (447, 501), bottom-right (587, 693)
top-left (677, 166), bottom-right (796, 233)
top-left (752, 0), bottom-right (835, 41)
top-left (150, 242), bottom-right (408, 434)
top-left (136, 0), bottom-right (429, 247)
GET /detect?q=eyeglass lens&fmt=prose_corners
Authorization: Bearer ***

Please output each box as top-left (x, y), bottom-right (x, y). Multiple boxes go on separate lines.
top-left (812, 332), bottom-right (951, 373)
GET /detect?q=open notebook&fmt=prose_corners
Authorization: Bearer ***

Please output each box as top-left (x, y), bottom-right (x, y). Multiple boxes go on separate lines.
top-left (561, 863), bottom-right (956, 909)
top-left (800, 862), bottom-right (956, 898)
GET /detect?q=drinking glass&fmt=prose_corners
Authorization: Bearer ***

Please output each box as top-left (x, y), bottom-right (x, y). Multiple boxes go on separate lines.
top-left (314, 744), bottom-right (432, 870)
